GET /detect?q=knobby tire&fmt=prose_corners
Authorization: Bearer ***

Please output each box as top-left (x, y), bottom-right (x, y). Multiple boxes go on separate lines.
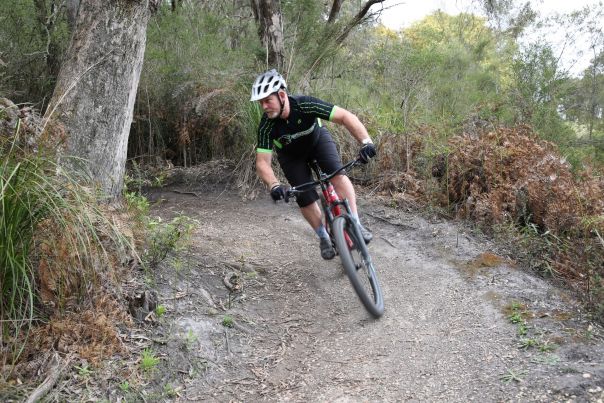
top-left (332, 216), bottom-right (384, 318)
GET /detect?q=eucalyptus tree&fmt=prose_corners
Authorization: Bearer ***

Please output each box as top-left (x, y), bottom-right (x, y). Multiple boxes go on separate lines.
top-left (44, 0), bottom-right (160, 199)
top-left (248, 0), bottom-right (387, 84)
top-left (401, 11), bottom-right (508, 124)
top-left (560, 4), bottom-right (604, 140)
top-left (251, 0), bottom-right (285, 70)
top-left (282, 0), bottom-right (387, 90)
top-left (0, 0), bottom-right (70, 105)
top-left (583, 51), bottom-right (604, 140)
top-left (478, 0), bottom-right (537, 38)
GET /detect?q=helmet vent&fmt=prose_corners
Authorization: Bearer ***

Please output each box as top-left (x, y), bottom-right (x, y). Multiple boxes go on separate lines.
top-left (250, 69), bottom-right (287, 101)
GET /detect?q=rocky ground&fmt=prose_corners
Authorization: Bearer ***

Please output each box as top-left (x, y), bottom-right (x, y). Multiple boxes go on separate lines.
top-left (124, 176), bottom-right (604, 402)
top-left (12, 165), bottom-right (600, 403)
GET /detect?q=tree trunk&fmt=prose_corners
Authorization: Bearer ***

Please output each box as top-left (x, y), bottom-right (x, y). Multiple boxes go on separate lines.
top-left (301, 0), bottom-right (385, 88)
top-left (327, 0), bottom-right (344, 23)
top-left (334, 0), bottom-right (385, 46)
top-left (44, 0), bottom-right (158, 199)
top-left (171, 0), bottom-right (182, 12)
top-left (66, 0), bottom-right (80, 30)
top-left (251, 0), bottom-right (284, 70)
top-left (32, 0), bottom-right (64, 76)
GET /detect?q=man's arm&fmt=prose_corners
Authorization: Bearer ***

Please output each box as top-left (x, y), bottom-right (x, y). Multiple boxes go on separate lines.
top-left (256, 151), bottom-right (280, 188)
top-left (330, 107), bottom-right (372, 144)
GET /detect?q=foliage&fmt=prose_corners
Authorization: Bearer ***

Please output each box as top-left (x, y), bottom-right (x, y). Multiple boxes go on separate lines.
top-left (435, 125), bottom-right (603, 319)
top-left (480, 0), bottom-right (537, 38)
top-left (142, 215), bottom-right (197, 269)
top-left (369, 119), bottom-right (603, 321)
top-left (124, 169), bottom-right (198, 270)
top-left (1, 136), bottom-right (38, 359)
top-left (155, 304), bottom-right (166, 318)
top-left (0, 0), bottom-right (70, 107)
top-left (508, 44), bottom-right (570, 137)
top-left (131, 2), bottom-right (259, 166)
top-left (325, 11), bottom-right (520, 139)
top-left (558, 51), bottom-right (604, 165)
top-left (222, 315), bottom-right (234, 328)
top-left (124, 187), bottom-right (151, 222)
top-left (513, 2), bottom-right (604, 165)
top-left (2, 0), bottom-right (602, 173)
top-left (0, 102), bottom-right (135, 377)
top-left (500, 368), bottom-right (528, 383)
top-left (140, 348), bottom-right (160, 372)
top-left (442, 126), bottom-right (603, 234)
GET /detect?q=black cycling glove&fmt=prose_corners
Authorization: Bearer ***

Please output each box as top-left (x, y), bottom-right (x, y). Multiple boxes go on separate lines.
top-left (359, 143), bottom-right (377, 164)
top-left (270, 184), bottom-right (287, 201)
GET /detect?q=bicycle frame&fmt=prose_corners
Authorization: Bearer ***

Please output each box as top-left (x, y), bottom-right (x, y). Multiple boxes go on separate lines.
top-left (307, 160), bottom-right (366, 251)
top-left (285, 158), bottom-right (384, 317)
top-left (308, 160), bottom-right (351, 231)
top-left (284, 158), bottom-right (363, 248)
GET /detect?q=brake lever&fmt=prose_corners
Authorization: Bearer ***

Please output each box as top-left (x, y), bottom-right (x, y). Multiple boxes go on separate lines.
top-left (284, 188), bottom-right (293, 203)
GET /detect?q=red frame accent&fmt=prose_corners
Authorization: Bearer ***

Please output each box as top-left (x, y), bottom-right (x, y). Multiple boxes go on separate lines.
top-left (323, 183), bottom-right (341, 217)
top-left (322, 184), bottom-right (353, 248)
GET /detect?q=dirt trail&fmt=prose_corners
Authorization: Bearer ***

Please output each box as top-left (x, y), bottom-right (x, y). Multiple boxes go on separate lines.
top-left (144, 184), bottom-right (604, 402)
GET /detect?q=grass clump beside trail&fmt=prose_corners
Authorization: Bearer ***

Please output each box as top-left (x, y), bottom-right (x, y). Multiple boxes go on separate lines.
top-left (0, 101), bottom-right (137, 389)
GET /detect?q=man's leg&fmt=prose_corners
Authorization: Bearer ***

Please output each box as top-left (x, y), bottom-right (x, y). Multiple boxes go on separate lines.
top-left (300, 200), bottom-right (323, 229)
top-left (331, 174), bottom-right (357, 215)
top-left (311, 128), bottom-right (362, 221)
top-left (300, 201), bottom-right (335, 260)
top-left (276, 150), bottom-right (334, 259)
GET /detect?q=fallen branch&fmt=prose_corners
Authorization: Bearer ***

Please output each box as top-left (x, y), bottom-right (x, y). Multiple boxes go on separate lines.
top-left (26, 353), bottom-right (69, 403)
top-left (380, 236), bottom-right (396, 248)
top-left (364, 212), bottom-right (416, 231)
top-left (171, 189), bottom-right (201, 197)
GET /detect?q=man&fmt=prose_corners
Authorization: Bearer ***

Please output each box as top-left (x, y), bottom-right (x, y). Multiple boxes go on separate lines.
top-left (251, 69), bottom-right (376, 260)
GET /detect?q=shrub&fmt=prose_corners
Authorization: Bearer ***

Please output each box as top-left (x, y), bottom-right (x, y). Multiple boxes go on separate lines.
top-left (1, 102), bottom-right (134, 375)
top-left (434, 125), bottom-right (603, 319)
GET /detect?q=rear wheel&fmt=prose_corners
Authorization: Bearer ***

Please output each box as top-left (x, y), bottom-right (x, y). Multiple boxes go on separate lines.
top-left (332, 216), bottom-right (384, 318)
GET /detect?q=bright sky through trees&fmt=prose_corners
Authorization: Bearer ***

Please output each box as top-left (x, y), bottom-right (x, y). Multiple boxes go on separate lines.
top-left (380, 0), bottom-right (597, 30)
top-left (379, 0), bottom-right (602, 76)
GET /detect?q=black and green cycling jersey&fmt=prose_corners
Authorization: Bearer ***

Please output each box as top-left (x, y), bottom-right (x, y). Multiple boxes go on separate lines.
top-left (256, 95), bottom-right (337, 155)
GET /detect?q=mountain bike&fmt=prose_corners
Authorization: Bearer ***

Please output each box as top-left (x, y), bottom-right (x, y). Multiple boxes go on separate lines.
top-left (285, 159), bottom-right (384, 318)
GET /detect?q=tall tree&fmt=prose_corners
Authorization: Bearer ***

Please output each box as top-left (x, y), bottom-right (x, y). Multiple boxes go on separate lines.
top-left (32, 0), bottom-right (63, 76)
top-left (479, 0), bottom-right (536, 38)
top-left (327, 0), bottom-right (344, 23)
top-left (561, 63), bottom-right (604, 157)
top-left (251, 0), bottom-right (285, 70)
top-left (332, 0), bottom-right (385, 46)
top-left (66, 0), bottom-right (80, 30)
top-left (300, 0), bottom-right (386, 89)
top-left (44, 0), bottom-right (159, 199)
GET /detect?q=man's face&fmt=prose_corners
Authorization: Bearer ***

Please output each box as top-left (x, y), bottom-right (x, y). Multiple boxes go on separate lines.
top-left (258, 92), bottom-right (282, 119)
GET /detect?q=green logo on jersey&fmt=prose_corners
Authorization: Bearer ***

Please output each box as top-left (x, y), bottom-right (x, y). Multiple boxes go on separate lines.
top-left (297, 119), bottom-right (302, 124)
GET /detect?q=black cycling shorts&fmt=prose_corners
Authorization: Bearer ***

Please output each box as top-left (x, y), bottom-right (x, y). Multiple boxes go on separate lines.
top-left (276, 127), bottom-right (344, 208)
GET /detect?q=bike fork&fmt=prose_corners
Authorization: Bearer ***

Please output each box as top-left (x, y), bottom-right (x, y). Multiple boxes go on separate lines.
top-left (337, 212), bottom-right (373, 266)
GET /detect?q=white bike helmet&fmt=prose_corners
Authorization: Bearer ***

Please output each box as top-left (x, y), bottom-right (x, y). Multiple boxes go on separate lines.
top-left (250, 69), bottom-right (287, 101)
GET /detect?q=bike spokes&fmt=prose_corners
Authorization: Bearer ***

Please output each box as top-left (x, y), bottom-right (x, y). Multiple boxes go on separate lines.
top-left (332, 216), bottom-right (384, 318)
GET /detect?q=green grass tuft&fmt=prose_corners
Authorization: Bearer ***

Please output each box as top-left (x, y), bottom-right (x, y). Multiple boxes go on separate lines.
top-left (1, 128), bottom-right (133, 373)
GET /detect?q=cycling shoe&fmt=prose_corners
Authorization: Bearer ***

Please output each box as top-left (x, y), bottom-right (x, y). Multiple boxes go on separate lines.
top-left (320, 238), bottom-right (336, 260)
top-left (359, 224), bottom-right (372, 244)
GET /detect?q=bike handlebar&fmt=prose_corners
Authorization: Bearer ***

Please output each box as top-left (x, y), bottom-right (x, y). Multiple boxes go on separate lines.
top-left (284, 158), bottom-right (361, 203)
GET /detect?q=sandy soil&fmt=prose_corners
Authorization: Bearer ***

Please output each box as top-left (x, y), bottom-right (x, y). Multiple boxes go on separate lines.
top-left (136, 175), bottom-right (604, 403)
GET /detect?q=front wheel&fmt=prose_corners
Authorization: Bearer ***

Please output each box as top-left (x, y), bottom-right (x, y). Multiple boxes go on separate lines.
top-left (332, 216), bottom-right (384, 318)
